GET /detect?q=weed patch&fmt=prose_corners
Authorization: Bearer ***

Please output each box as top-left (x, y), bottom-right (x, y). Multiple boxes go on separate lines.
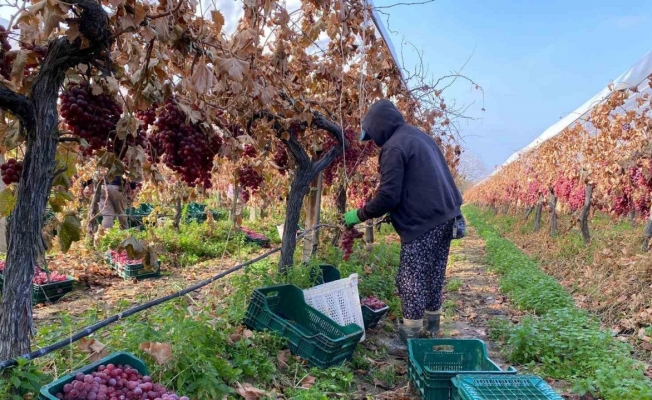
top-left (466, 205), bottom-right (652, 400)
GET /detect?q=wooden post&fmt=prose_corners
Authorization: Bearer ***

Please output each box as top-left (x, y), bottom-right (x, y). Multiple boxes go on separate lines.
top-left (302, 171), bottom-right (322, 262)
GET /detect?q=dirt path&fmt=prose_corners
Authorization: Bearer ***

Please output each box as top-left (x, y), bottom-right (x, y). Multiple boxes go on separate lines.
top-left (352, 226), bottom-right (515, 399)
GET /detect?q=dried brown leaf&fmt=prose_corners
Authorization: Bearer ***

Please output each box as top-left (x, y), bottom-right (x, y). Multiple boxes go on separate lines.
top-left (139, 342), bottom-right (172, 364)
top-left (235, 382), bottom-right (267, 400)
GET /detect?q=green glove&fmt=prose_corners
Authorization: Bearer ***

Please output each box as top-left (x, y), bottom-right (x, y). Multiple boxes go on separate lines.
top-left (343, 209), bottom-right (362, 227)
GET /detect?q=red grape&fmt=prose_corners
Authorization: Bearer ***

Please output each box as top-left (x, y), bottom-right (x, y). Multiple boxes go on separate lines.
top-left (148, 98), bottom-right (221, 188)
top-left (361, 295), bottom-right (387, 310)
top-left (237, 166), bottom-right (263, 202)
top-left (272, 144), bottom-right (289, 175)
top-left (109, 250), bottom-right (141, 266)
top-left (54, 363), bottom-right (189, 400)
top-left (59, 82), bottom-right (123, 157)
top-left (339, 227), bottom-right (364, 261)
top-left (1, 158), bottom-right (23, 185)
top-left (0, 261), bottom-right (69, 285)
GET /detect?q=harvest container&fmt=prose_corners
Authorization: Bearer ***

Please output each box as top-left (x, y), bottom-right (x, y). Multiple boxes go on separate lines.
top-left (408, 338), bottom-right (517, 400)
top-left (452, 374), bottom-right (564, 400)
top-left (243, 284), bottom-right (364, 368)
top-left (361, 302), bottom-right (389, 329)
top-left (313, 264), bottom-right (390, 329)
top-left (33, 276), bottom-right (75, 304)
top-left (39, 351), bottom-right (148, 400)
top-left (107, 251), bottom-right (161, 280)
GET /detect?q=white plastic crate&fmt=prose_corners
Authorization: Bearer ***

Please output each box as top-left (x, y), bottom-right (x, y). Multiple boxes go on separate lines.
top-left (302, 273), bottom-right (366, 342)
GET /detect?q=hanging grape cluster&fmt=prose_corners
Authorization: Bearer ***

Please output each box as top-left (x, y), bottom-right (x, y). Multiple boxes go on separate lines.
top-left (1, 158), bottom-right (23, 185)
top-left (238, 166), bottom-right (263, 202)
top-left (59, 82), bottom-right (123, 156)
top-left (273, 143), bottom-right (289, 174)
top-left (340, 227), bottom-right (364, 261)
top-left (148, 99), bottom-right (221, 188)
top-left (322, 127), bottom-right (370, 186)
top-left (0, 25), bottom-right (12, 80)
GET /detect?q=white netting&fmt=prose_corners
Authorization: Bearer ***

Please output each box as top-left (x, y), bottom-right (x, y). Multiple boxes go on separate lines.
top-left (303, 274), bottom-right (366, 342)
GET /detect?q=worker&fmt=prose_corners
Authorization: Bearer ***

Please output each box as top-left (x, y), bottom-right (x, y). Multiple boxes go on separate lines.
top-left (99, 175), bottom-right (128, 229)
top-left (344, 99), bottom-right (463, 343)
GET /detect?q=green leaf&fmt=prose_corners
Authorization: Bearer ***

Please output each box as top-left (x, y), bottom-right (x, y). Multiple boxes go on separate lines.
top-left (0, 187), bottom-right (16, 216)
top-left (10, 375), bottom-right (20, 388)
top-left (58, 213), bottom-right (81, 253)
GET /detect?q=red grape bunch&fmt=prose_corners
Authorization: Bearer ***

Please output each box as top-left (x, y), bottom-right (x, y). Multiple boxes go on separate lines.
top-left (322, 127), bottom-right (370, 185)
top-left (1, 158), bottom-right (23, 185)
top-left (0, 261), bottom-right (69, 284)
top-left (273, 144), bottom-right (289, 175)
top-left (110, 250), bottom-right (142, 266)
top-left (59, 82), bottom-right (123, 156)
top-left (0, 25), bottom-right (12, 80)
top-left (243, 144), bottom-right (258, 158)
top-left (148, 99), bottom-right (221, 188)
top-left (361, 295), bottom-right (387, 310)
top-left (568, 185), bottom-right (586, 211)
top-left (339, 227), bottom-right (364, 261)
top-left (54, 363), bottom-right (190, 400)
top-left (136, 107), bottom-right (157, 131)
top-left (237, 166), bottom-right (263, 202)
top-left (33, 269), bottom-right (68, 285)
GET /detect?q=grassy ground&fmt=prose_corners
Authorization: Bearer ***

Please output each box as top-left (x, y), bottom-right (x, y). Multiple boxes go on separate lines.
top-left (3, 207), bottom-right (651, 399)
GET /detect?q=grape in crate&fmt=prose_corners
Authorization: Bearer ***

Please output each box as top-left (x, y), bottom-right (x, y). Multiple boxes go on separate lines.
top-left (343, 99), bottom-right (463, 345)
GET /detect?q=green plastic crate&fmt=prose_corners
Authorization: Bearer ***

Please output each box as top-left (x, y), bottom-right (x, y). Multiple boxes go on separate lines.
top-left (313, 265), bottom-right (389, 329)
top-left (408, 339), bottom-right (517, 400)
top-left (107, 251), bottom-right (161, 280)
top-left (39, 351), bottom-right (148, 400)
top-left (309, 264), bottom-right (341, 285)
top-left (243, 284), bottom-right (364, 368)
top-left (32, 276), bottom-right (75, 304)
top-left (114, 261), bottom-right (161, 280)
top-left (361, 303), bottom-right (389, 329)
top-left (452, 375), bottom-right (564, 400)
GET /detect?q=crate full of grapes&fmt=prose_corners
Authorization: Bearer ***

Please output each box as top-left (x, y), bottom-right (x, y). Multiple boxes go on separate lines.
top-left (39, 351), bottom-right (190, 400)
top-left (33, 269), bottom-right (75, 304)
top-left (107, 250), bottom-right (161, 280)
top-left (360, 295), bottom-right (389, 329)
top-left (0, 261), bottom-right (74, 304)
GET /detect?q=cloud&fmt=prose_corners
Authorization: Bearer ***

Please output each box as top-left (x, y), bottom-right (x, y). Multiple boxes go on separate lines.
top-left (615, 15), bottom-right (648, 29)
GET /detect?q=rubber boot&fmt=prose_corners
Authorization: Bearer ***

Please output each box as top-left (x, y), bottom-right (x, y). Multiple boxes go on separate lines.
top-left (425, 308), bottom-right (442, 336)
top-left (398, 318), bottom-right (423, 344)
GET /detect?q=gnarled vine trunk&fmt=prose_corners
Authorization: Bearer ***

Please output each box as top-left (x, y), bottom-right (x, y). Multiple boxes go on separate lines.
top-left (0, 0), bottom-right (110, 359)
top-left (534, 196), bottom-right (543, 232)
top-left (579, 184), bottom-right (593, 245)
top-left (549, 190), bottom-right (558, 237)
top-left (331, 184), bottom-right (347, 246)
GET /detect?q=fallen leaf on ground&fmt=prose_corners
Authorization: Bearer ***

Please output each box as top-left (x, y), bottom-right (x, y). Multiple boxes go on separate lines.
top-left (236, 382), bottom-right (267, 400)
top-left (300, 375), bottom-right (316, 389)
top-left (139, 342), bottom-right (172, 364)
top-left (449, 330), bottom-right (461, 337)
top-left (276, 349), bottom-right (290, 371)
top-left (78, 338), bottom-right (109, 361)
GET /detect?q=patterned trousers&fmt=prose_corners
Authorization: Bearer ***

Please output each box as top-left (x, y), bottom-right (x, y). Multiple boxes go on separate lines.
top-left (397, 219), bottom-right (454, 320)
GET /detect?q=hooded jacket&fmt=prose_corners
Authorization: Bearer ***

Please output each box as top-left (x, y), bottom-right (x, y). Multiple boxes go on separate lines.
top-left (357, 99), bottom-right (462, 243)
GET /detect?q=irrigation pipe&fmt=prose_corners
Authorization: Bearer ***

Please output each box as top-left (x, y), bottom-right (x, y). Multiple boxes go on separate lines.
top-left (0, 224), bottom-right (333, 370)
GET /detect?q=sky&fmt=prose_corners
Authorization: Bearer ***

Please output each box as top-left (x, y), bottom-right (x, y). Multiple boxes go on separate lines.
top-left (370, 0), bottom-right (652, 172)
top-left (1, 0), bottom-right (650, 172)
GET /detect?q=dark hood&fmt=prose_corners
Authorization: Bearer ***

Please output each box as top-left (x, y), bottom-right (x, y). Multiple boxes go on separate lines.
top-left (361, 99), bottom-right (405, 147)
